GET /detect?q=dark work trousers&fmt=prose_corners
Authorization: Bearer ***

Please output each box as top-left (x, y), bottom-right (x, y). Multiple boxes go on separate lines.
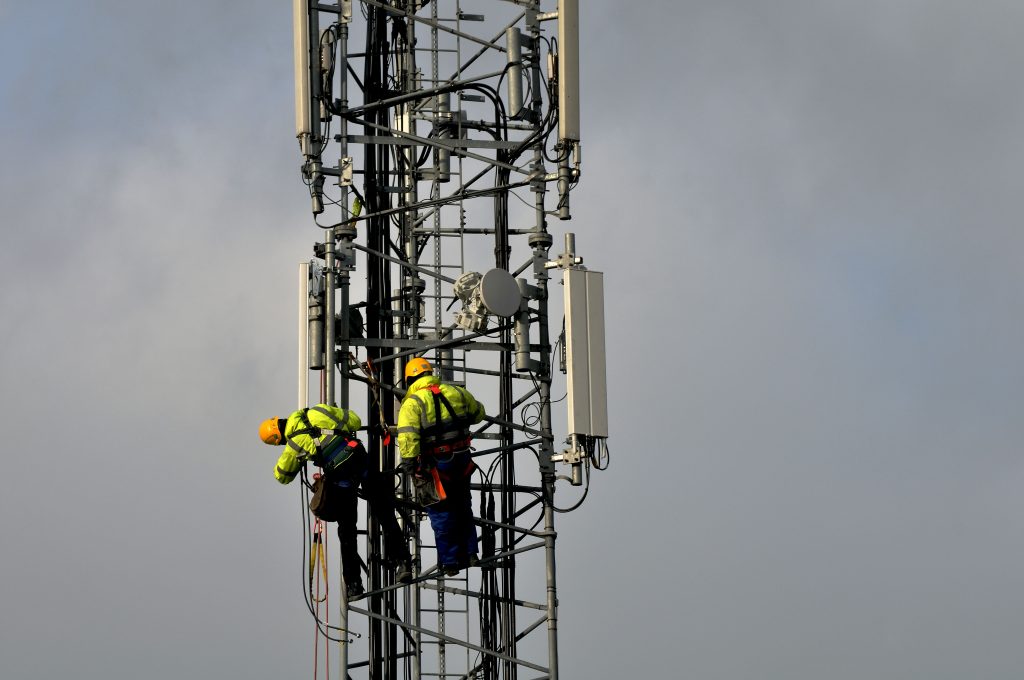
top-left (425, 453), bottom-right (479, 568)
top-left (334, 469), bottom-right (409, 588)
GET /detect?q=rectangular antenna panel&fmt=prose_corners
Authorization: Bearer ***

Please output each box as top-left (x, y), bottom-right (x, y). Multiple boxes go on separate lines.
top-left (557, 0), bottom-right (580, 141)
top-left (565, 269), bottom-right (607, 437)
top-left (293, 0), bottom-right (310, 139)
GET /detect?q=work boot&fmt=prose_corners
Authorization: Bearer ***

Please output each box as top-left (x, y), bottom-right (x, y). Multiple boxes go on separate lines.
top-left (396, 560), bottom-right (413, 584)
top-left (441, 564), bottom-right (460, 577)
top-left (467, 554), bottom-right (480, 568)
top-left (346, 581), bottom-right (364, 599)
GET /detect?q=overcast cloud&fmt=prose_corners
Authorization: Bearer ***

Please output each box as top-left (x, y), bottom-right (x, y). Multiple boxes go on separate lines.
top-left (2, 2), bottom-right (1024, 679)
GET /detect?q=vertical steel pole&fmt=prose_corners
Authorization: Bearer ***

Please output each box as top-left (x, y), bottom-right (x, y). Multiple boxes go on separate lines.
top-left (340, 592), bottom-right (350, 680)
top-left (325, 232), bottom-right (336, 406)
top-left (298, 262), bottom-right (310, 409)
top-left (338, 5), bottom-right (351, 408)
top-left (335, 5), bottom-right (350, 679)
top-left (530, 4), bottom-right (560, 677)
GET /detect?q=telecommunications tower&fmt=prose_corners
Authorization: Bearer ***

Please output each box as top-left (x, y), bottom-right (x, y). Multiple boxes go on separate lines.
top-left (290, 2), bottom-right (607, 678)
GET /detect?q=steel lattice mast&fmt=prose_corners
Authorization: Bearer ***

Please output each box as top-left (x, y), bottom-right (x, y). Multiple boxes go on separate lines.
top-left (290, 2), bottom-right (606, 678)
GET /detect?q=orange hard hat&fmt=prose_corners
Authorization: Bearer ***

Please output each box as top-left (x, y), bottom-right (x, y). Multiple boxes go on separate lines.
top-left (259, 417), bottom-right (284, 445)
top-left (405, 357), bottom-right (433, 381)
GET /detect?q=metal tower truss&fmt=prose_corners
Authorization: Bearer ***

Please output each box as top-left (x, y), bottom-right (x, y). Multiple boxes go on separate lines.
top-left (289, 2), bottom-right (606, 679)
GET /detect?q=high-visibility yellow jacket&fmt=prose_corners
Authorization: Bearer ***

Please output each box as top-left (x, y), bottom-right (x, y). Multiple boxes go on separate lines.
top-left (274, 404), bottom-right (362, 484)
top-left (397, 375), bottom-right (485, 460)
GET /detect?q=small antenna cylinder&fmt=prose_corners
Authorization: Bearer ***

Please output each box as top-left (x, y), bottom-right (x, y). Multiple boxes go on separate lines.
top-left (506, 27), bottom-right (523, 118)
top-left (435, 93), bottom-right (452, 182)
top-left (439, 348), bottom-right (454, 382)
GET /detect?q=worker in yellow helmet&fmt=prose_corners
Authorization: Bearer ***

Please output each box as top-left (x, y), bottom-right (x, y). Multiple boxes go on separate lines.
top-left (259, 404), bottom-right (411, 597)
top-left (397, 358), bottom-right (486, 576)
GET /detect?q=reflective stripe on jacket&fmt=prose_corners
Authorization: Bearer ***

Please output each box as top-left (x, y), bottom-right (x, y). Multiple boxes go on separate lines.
top-left (274, 404), bottom-right (362, 484)
top-left (397, 375), bottom-right (485, 460)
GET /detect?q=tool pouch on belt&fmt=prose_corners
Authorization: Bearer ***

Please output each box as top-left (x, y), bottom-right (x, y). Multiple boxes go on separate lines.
top-left (308, 474), bottom-right (343, 521)
top-left (308, 433), bottom-right (367, 521)
top-left (413, 467), bottom-right (447, 507)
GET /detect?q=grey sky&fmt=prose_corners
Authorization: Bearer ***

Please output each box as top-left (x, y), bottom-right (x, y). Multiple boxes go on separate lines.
top-left (3, 2), bottom-right (1024, 678)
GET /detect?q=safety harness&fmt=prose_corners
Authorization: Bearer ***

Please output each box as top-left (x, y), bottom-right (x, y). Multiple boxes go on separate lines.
top-left (416, 385), bottom-right (473, 455)
top-left (287, 406), bottom-right (362, 472)
top-left (403, 384), bottom-right (474, 496)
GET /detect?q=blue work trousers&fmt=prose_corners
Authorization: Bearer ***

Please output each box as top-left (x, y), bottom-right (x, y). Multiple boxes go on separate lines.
top-left (425, 453), bottom-right (478, 568)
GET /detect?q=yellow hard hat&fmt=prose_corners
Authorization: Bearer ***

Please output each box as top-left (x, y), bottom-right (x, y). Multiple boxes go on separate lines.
top-left (405, 357), bottom-right (433, 381)
top-left (259, 417), bottom-right (284, 445)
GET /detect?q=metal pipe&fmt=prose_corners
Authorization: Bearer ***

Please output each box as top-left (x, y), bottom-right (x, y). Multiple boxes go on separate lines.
top-left (506, 27), bottom-right (523, 118)
top-left (528, 6), bottom-right (562, 670)
top-left (308, 269), bottom-right (325, 370)
top-left (298, 262), bottom-right (310, 408)
top-left (543, 501), bottom-right (560, 680)
top-left (514, 278), bottom-right (536, 372)
top-left (339, 273), bottom-right (350, 405)
top-left (439, 347), bottom-right (454, 382)
top-left (340, 589), bottom-right (350, 680)
top-left (338, 9), bottom-right (351, 406)
top-left (557, 154), bottom-right (571, 220)
top-left (333, 8), bottom-right (349, 680)
top-left (435, 92), bottom-right (452, 182)
top-left (325, 230), bottom-right (336, 404)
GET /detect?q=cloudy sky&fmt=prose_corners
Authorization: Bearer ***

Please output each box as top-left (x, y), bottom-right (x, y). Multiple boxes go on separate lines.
top-left (3, 1), bottom-right (1024, 678)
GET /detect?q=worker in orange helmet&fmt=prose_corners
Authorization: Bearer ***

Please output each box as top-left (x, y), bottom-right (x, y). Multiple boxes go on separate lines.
top-left (397, 358), bottom-right (486, 576)
top-left (259, 404), bottom-right (412, 597)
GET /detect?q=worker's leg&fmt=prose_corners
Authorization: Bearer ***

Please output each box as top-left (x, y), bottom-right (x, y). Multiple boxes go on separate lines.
top-left (335, 484), bottom-right (362, 588)
top-left (425, 500), bottom-right (459, 568)
top-left (363, 470), bottom-right (410, 563)
top-left (447, 474), bottom-right (478, 566)
top-left (436, 454), bottom-right (478, 566)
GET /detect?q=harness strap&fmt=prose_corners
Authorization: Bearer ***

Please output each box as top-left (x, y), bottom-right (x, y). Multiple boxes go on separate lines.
top-left (422, 438), bottom-right (472, 455)
top-left (287, 410), bottom-right (317, 456)
top-left (309, 405), bottom-right (348, 454)
top-left (428, 384), bottom-right (471, 432)
top-left (286, 409), bottom-right (353, 460)
top-left (407, 384), bottom-right (474, 457)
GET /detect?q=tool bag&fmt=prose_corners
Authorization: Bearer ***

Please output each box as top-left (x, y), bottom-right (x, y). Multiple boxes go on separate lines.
top-left (307, 435), bottom-right (368, 521)
top-left (412, 463), bottom-right (447, 507)
top-left (308, 473), bottom-right (342, 521)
